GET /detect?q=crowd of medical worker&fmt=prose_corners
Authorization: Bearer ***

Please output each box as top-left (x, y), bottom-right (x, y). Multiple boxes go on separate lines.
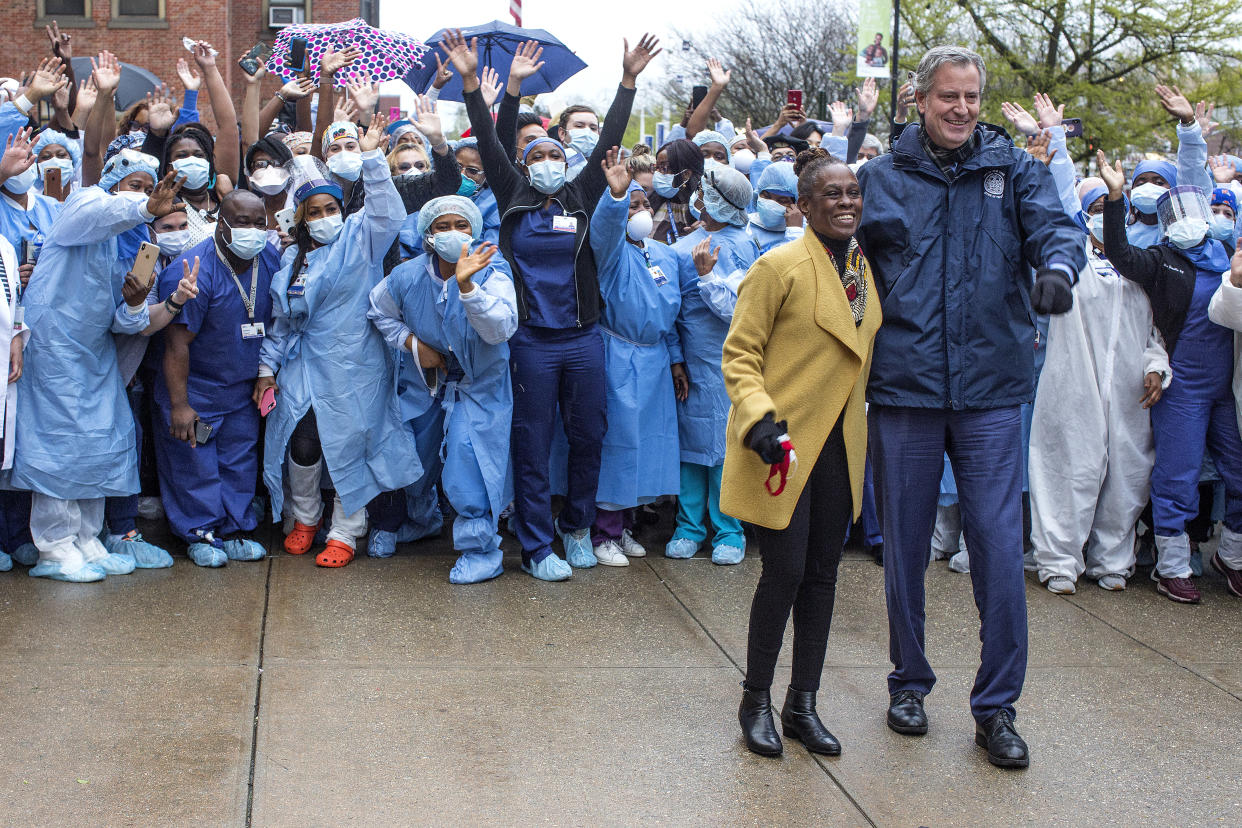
top-left (0, 30), bottom-right (1237, 603)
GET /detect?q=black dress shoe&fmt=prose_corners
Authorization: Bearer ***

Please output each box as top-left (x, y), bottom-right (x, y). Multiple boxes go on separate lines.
top-left (975, 710), bottom-right (1029, 769)
top-left (867, 542), bottom-right (883, 567)
top-left (886, 689), bottom-right (928, 735)
top-left (780, 687), bottom-right (841, 756)
top-left (738, 684), bottom-right (783, 757)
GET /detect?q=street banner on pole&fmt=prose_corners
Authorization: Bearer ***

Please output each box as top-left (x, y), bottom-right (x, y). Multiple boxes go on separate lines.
top-left (857, 0), bottom-right (893, 78)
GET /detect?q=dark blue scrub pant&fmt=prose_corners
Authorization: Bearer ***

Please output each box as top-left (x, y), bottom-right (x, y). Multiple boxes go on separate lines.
top-left (869, 405), bottom-right (1028, 724)
top-left (510, 325), bottom-right (607, 564)
top-left (105, 380), bottom-right (146, 536)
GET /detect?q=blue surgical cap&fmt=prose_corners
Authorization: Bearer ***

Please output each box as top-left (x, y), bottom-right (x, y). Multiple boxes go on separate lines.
top-left (99, 148), bottom-right (159, 191)
top-left (1080, 184), bottom-right (1129, 216)
top-left (756, 161), bottom-right (797, 199)
top-left (1213, 187), bottom-right (1238, 214)
top-left (417, 195), bottom-right (483, 240)
top-left (1133, 159), bottom-right (1177, 188)
top-left (693, 130), bottom-right (732, 164)
top-left (522, 137), bottom-right (565, 163)
top-left (453, 137), bottom-right (479, 152)
top-left (33, 129), bottom-right (81, 169)
top-left (701, 165), bottom-right (752, 227)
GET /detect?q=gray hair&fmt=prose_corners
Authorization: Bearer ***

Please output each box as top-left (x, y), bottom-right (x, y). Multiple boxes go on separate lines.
top-left (914, 46), bottom-right (987, 96)
top-left (861, 133), bottom-right (883, 151)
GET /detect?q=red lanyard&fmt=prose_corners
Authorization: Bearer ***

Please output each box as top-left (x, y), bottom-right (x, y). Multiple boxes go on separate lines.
top-left (764, 434), bottom-right (798, 496)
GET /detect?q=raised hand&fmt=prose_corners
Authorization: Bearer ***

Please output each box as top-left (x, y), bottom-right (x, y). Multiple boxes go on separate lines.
top-left (509, 40), bottom-right (544, 82)
top-left (1096, 150), bottom-right (1126, 196)
top-left (192, 41), bottom-right (218, 70)
top-left (334, 97), bottom-right (359, 124)
top-left (692, 236), bottom-right (720, 277)
top-left (359, 111), bottom-right (390, 153)
top-left (74, 76), bottom-right (97, 121)
top-left (91, 51), bottom-right (121, 95)
top-left (1032, 92), bottom-right (1064, 129)
top-left (0, 128), bottom-right (36, 183)
top-left (1000, 101), bottom-right (1039, 136)
top-left (411, 94), bottom-right (444, 146)
top-left (45, 20), bottom-right (72, 61)
top-left (321, 44), bottom-right (362, 77)
top-left (1155, 84), bottom-right (1195, 125)
top-left (456, 241), bottom-right (497, 291)
top-left (280, 76), bottom-right (316, 101)
top-left (743, 117), bottom-right (766, 153)
top-left (176, 58), bottom-right (201, 91)
top-left (431, 53), bottom-right (453, 90)
top-left (439, 30), bottom-right (479, 78)
top-left (855, 77), bottom-right (878, 121)
top-left (1195, 100), bottom-right (1219, 137)
top-left (480, 66), bottom-right (502, 108)
top-left (146, 169), bottom-right (186, 217)
top-left (621, 33), bottom-right (661, 84)
top-left (1232, 238), bottom-right (1242, 288)
top-left (52, 81), bottom-right (70, 113)
top-left (1210, 155), bottom-right (1238, 185)
top-left (829, 101), bottom-right (852, 136)
top-left (346, 75), bottom-right (380, 115)
top-left (894, 80), bottom-right (916, 124)
top-left (172, 255), bottom-right (200, 303)
top-left (1024, 131), bottom-right (1057, 166)
top-left (242, 58), bottom-right (267, 86)
top-left (707, 57), bottom-right (730, 89)
top-left (28, 56), bottom-right (67, 103)
top-left (601, 147), bottom-right (631, 196)
top-left (146, 85), bottom-right (177, 134)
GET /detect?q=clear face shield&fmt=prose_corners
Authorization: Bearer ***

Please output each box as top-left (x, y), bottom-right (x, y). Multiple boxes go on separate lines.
top-left (1156, 185), bottom-right (1211, 249)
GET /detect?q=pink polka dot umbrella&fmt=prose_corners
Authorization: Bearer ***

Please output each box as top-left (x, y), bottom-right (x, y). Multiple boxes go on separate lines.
top-left (266, 18), bottom-right (428, 88)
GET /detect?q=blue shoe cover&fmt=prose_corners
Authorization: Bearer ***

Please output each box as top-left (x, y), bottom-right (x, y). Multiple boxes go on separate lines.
top-left (449, 549), bottom-right (504, 584)
top-left (665, 537), bottom-right (699, 559)
top-left (711, 544), bottom-right (745, 565)
top-left (29, 559), bottom-right (106, 582)
top-left (188, 542), bottom-right (227, 568)
top-left (223, 538), bottom-right (266, 561)
top-left (367, 529), bottom-right (397, 558)
top-left (1190, 548), bottom-right (1204, 577)
top-left (92, 551), bottom-right (137, 575)
top-left (556, 519), bottom-right (596, 568)
top-left (521, 553), bottom-right (572, 582)
top-left (107, 532), bottom-right (174, 569)
top-left (0, 550), bottom-right (11, 572)
top-left (11, 543), bottom-right (37, 567)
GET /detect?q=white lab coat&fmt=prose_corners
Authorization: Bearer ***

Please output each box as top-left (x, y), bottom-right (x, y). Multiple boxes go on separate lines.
top-left (1029, 240), bottom-right (1171, 582)
top-left (1207, 272), bottom-right (1242, 438)
top-left (0, 236), bottom-right (26, 469)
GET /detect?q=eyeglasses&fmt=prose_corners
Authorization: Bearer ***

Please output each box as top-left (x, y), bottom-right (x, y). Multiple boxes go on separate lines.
top-left (462, 166), bottom-right (484, 177)
top-left (250, 159), bottom-right (279, 170)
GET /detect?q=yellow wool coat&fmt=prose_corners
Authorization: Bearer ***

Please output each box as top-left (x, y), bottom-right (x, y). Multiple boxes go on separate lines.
top-left (720, 231), bottom-right (881, 530)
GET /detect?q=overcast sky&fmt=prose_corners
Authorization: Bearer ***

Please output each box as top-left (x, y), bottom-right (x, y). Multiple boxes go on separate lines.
top-left (378, 0), bottom-right (743, 120)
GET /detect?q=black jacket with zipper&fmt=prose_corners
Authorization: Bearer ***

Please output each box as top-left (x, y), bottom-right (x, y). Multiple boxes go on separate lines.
top-left (464, 83), bottom-right (636, 327)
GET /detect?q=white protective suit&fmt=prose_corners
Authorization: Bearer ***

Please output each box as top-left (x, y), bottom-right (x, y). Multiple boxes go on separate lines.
top-left (1029, 240), bottom-right (1172, 582)
top-left (1208, 272), bottom-right (1242, 439)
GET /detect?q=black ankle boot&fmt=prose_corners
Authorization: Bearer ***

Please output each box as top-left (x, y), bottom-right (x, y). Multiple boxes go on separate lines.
top-left (738, 684), bottom-right (782, 757)
top-left (780, 687), bottom-right (841, 756)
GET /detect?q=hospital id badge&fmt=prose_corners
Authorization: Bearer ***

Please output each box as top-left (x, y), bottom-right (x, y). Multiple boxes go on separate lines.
top-left (287, 272), bottom-right (306, 297)
top-left (241, 322), bottom-right (266, 339)
top-left (12, 306), bottom-right (23, 332)
top-left (552, 214), bottom-right (578, 233)
top-left (648, 265), bottom-right (669, 286)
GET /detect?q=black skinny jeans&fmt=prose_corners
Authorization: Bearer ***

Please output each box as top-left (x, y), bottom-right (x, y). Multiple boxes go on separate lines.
top-left (745, 420), bottom-right (852, 693)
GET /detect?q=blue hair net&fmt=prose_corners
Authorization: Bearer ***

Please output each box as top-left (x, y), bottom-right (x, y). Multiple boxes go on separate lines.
top-left (1213, 187), bottom-right (1238, 214)
top-left (1080, 184), bottom-right (1129, 216)
top-left (417, 195), bottom-right (483, 240)
top-left (453, 137), bottom-right (479, 152)
top-left (99, 148), bottom-right (159, 191)
top-left (1133, 159), bottom-right (1177, 188)
top-left (701, 166), bottom-right (751, 227)
top-left (756, 161), bottom-right (797, 199)
top-left (33, 129), bottom-right (81, 169)
top-left (522, 137), bottom-right (566, 163)
top-left (693, 130), bottom-right (732, 164)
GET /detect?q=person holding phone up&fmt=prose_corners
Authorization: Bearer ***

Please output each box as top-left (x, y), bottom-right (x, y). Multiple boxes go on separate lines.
top-left (153, 190), bottom-right (280, 569)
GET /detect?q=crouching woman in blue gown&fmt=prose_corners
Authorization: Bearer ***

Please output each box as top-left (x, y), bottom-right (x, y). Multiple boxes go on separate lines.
top-left (369, 195), bottom-right (517, 584)
top-left (255, 115), bottom-right (422, 568)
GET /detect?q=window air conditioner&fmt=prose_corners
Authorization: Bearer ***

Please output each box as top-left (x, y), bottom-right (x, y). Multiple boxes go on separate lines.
top-left (269, 6), bottom-right (305, 28)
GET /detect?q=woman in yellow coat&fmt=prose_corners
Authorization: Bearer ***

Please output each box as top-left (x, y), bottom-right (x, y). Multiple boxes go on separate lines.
top-left (721, 148), bottom-right (881, 758)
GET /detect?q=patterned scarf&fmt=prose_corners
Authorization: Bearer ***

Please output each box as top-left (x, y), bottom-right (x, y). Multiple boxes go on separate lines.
top-left (817, 231), bottom-right (868, 326)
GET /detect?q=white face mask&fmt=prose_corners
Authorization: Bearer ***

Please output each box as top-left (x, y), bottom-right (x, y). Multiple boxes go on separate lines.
top-left (755, 197), bottom-right (787, 230)
top-left (327, 151), bottom-right (363, 182)
top-left (307, 213), bottom-right (344, 244)
top-left (38, 157), bottom-right (74, 181)
top-left (429, 229), bottom-right (473, 263)
top-left (249, 167), bottom-right (290, 196)
top-left (3, 164), bottom-right (37, 194)
top-left (626, 209), bottom-right (654, 242)
top-left (1130, 182), bottom-right (1168, 215)
top-left (156, 229), bottom-right (192, 257)
top-left (731, 149), bottom-right (755, 174)
top-left (172, 156), bottom-right (211, 190)
top-left (1088, 213), bottom-right (1105, 241)
top-left (1166, 218), bottom-right (1208, 249)
top-left (566, 127), bottom-right (599, 159)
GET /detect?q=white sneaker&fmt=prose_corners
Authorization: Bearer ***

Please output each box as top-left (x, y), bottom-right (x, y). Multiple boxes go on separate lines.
top-left (1046, 576), bottom-right (1076, 594)
top-left (619, 529), bottom-right (646, 558)
top-left (592, 539), bottom-right (629, 567)
top-left (1097, 574), bottom-right (1126, 591)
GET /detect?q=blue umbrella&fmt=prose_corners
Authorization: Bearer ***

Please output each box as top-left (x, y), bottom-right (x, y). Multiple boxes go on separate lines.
top-left (403, 20), bottom-right (586, 103)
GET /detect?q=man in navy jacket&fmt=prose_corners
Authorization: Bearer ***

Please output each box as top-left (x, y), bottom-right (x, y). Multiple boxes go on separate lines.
top-left (856, 45), bottom-right (1085, 770)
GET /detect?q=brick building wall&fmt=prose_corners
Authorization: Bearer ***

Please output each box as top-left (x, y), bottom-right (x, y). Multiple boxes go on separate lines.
top-left (0, 0), bottom-right (371, 131)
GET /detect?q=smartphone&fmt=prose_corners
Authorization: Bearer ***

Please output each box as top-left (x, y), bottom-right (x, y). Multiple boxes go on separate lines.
top-left (193, 419), bottom-right (214, 445)
top-left (259, 386), bottom-right (277, 417)
top-left (787, 89), bottom-right (803, 110)
top-left (288, 37), bottom-right (308, 73)
top-left (238, 42), bottom-right (270, 77)
top-left (19, 239), bottom-right (34, 265)
top-left (43, 166), bottom-right (63, 202)
top-left (275, 207), bottom-right (297, 235)
top-left (690, 85), bottom-right (709, 110)
top-left (1062, 117), bottom-right (1084, 139)
top-left (131, 241), bottom-right (161, 287)
top-left (424, 367), bottom-right (439, 394)
top-left (388, 106), bottom-right (401, 121)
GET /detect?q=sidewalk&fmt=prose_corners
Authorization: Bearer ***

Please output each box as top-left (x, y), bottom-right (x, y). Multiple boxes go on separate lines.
top-left (2, 516), bottom-right (1240, 826)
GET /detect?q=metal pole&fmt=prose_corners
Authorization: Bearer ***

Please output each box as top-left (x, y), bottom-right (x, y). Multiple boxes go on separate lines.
top-left (890, 0), bottom-right (901, 124)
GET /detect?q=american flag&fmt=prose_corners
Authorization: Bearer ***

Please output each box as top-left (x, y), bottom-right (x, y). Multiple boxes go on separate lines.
top-left (510, 0), bottom-right (522, 26)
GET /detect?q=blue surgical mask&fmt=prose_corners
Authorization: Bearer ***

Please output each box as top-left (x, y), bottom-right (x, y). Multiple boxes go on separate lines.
top-left (566, 127), bottom-right (599, 159)
top-left (1130, 182), bottom-right (1167, 215)
top-left (172, 156), bottom-right (211, 190)
top-left (327, 151), bottom-right (363, 182)
top-left (429, 230), bottom-right (473, 263)
top-left (1166, 218), bottom-right (1207, 250)
top-left (689, 192), bottom-right (702, 221)
top-left (527, 160), bottom-right (567, 195)
top-left (157, 229), bottom-right (191, 257)
top-left (755, 197), bottom-right (787, 230)
top-left (1088, 213), bottom-right (1105, 241)
top-left (307, 213), bottom-right (344, 244)
top-left (224, 221), bottom-right (268, 260)
top-left (1209, 214), bottom-right (1235, 242)
top-left (456, 176), bottom-right (479, 198)
top-left (652, 171), bottom-right (680, 198)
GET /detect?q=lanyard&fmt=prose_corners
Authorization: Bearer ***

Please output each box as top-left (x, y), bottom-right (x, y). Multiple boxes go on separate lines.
top-left (216, 242), bottom-right (258, 322)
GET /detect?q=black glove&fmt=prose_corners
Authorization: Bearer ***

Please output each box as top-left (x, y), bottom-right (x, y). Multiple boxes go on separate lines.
top-left (746, 413), bottom-right (788, 465)
top-left (1030, 267), bottom-right (1073, 315)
